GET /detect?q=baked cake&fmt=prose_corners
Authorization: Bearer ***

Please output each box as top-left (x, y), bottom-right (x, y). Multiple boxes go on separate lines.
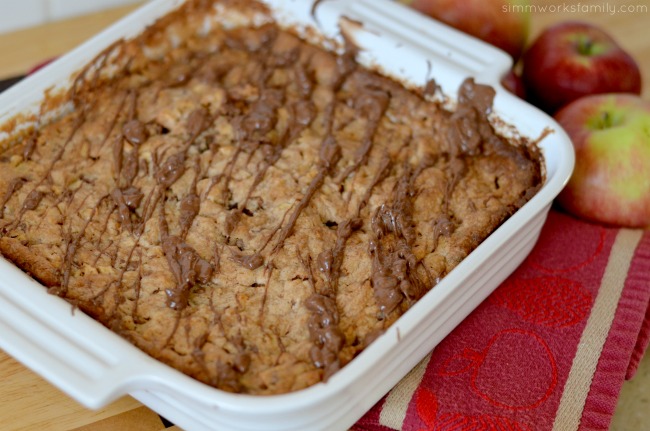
top-left (0, 0), bottom-right (543, 394)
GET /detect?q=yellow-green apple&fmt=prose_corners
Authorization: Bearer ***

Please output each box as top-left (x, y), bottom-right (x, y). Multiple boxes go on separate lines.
top-left (399, 0), bottom-right (530, 61)
top-left (522, 21), bottom-right (642, 114)
top-left (555, 94), bottom-right (650, 228)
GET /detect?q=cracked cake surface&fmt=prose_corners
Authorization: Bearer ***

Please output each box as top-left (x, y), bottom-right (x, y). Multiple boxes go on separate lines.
top-left (0, 0), bottom-right (543, 394)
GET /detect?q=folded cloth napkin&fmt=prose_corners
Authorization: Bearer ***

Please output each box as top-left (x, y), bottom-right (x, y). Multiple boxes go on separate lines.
top-left (354, 208), bottom-right (650, 431)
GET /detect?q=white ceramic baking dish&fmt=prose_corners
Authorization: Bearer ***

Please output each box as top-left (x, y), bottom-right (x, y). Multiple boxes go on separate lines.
top-left (0, 1), bottom-right (574, 430)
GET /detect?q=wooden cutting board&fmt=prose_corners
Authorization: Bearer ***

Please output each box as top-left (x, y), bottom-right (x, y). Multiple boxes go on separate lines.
top-left (1, 1), bottom-right (649, 430)
top-left (0, 351), bottom-right (179, 431)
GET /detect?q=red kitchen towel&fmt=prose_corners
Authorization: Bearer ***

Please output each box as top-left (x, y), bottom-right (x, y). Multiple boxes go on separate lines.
top-left (354, 209), bottom-right (650, 431)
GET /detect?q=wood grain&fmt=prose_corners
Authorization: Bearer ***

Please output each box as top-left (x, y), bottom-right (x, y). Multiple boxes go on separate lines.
top-left (0, 352), bottom-right (154, 431)
top-left (0, 1), bottom-right (648, 430)
top-left (0, 4), bottom-right (143, 79)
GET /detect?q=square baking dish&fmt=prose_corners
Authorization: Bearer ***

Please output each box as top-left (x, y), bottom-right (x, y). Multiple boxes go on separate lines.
top-left (0, 1), bottom-right (574, 430)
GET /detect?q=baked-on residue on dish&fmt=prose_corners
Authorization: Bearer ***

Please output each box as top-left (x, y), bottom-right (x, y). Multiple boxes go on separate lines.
top-left (0, 0), bottom-right (543, 394)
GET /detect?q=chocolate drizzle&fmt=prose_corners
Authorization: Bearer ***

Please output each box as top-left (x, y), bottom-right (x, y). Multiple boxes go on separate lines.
top-left (156, 152), bottom-right (186, 188)
top-left (159, 210), bottom-right (214, 311)
top-left (271, 133), bottom-right (340, 257)
top-left (123, 119), bottom-right (148, 146)
top-left (231, 251), bottom-right (264, 271)
top-left (161, 234), bottom-right (214, 309)
top-left (337, 85), bottom-right (390, 182)
top-left (57, 195), bottom-right (108, 296)
top-left (305, 293), bottom-right (345, 378)
top-left (0, 178), bottom-right (25, 218)
top-left (369, 160), bottom-right (432, 316)
top-left (179, 192), bottom-right (200, 237)
top-left (110, 188), bottom-right (135, 232)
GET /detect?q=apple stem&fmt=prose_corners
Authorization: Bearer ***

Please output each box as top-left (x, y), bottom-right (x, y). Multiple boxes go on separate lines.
top-left (597, 111), bottom-right (612, 129)
top-left (576, 37), bottom-right (594, 56)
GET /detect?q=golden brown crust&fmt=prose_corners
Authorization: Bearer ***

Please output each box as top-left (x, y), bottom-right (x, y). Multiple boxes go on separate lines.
top-left (0, 0), bottom-right (543, 394)
top-left (0, 237), bottom-right (60, 287)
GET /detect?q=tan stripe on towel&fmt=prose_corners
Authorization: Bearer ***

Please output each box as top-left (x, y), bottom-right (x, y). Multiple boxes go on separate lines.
top-left (379, 353), bottom-right (432, 429)
top-left (552, 229), bottom-right (642, 431)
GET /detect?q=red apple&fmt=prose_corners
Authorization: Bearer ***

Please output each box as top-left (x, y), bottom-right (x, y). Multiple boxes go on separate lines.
top-left (522, 21), bottom-right (642, 114)
top-left (501, 69), bottom-right (526, 99)
top-left (555, 94), bottom-right (650, 228)
top-left (400, 0), bottom-right (530, 61)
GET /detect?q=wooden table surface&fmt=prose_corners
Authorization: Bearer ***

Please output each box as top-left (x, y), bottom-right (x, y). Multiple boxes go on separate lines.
top-left (1, 1), bottom-right (649, 430)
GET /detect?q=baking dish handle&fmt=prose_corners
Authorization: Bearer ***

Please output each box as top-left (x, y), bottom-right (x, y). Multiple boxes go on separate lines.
top-left (304, 0), bottom-right (513, 93)
top-left (0, 264), bottom-right (145, 408)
